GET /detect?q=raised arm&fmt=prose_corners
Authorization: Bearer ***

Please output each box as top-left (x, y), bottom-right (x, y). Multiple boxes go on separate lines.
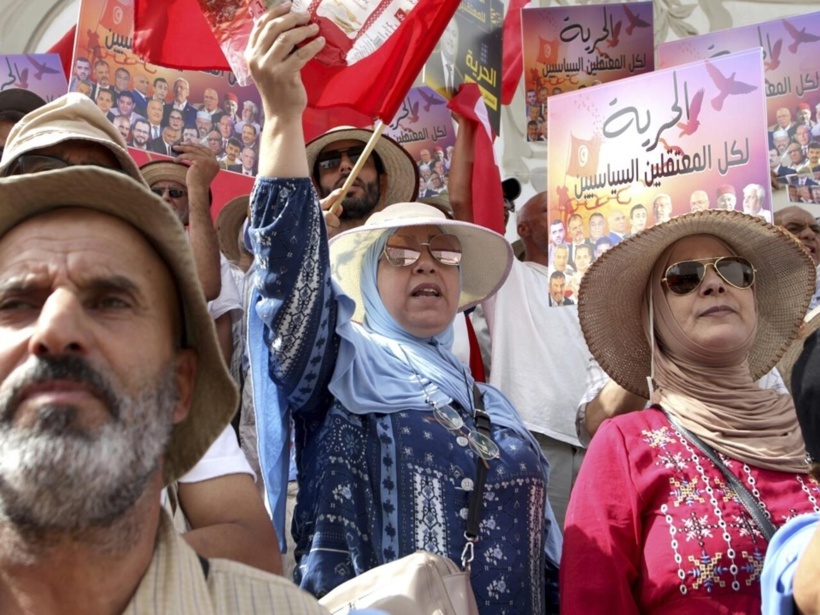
top-left (448, 112), bottom-right (476, 223)
top-left (244, 7), bottom-right (339, 411)
top-left (173, 143), bottom-right (222, 301)
top-left (248, 5), bottom-right (323, 178)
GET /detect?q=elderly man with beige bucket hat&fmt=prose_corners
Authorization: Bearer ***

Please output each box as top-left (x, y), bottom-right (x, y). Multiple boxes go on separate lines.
top-left (0, 92), bottom-right (281, 578)
top-left (0, 166), bottom-right (327, 613)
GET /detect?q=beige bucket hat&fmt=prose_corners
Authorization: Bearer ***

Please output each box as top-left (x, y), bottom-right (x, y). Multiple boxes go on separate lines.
top-left (0, 92), bottom-right (145, 185)
top-left (0, 166), bottom-right (237, 483)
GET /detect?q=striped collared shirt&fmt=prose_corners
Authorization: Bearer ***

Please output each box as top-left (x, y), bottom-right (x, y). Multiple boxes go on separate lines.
top-left (125, 511), bottom-right (329, 614)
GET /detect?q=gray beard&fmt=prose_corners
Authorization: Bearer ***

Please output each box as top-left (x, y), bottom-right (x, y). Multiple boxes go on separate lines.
top-left (0, 357), bottom-right (178, 538)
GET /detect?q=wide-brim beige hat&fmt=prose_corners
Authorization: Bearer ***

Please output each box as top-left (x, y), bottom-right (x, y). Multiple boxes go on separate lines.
top-left (417, 194), bottom-right (453, 218)
top-left (0, 88), bottom-right (46, 115)
top-left (216, 194), bottom-right (249, 263)
top-left (578, 210), bottom-right (815, 398)
top-left (0, 93), bottom-right (145, 185)
top-left (0, 167), bottom-right (237, 484)
top-left (329, 202), bottom-right (513, 323)
top-left (306, 127), bottom-right (419, 205)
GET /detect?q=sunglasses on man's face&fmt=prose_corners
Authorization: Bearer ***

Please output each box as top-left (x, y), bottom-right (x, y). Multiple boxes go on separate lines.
top-left (662, 256), bottom-right (755, 295)
top-left (382, 233), bottom-right (462, 268)
top-left (151, 187), bottom-right (187, 199)
top-left (317, 146), bottom-right (367, 171)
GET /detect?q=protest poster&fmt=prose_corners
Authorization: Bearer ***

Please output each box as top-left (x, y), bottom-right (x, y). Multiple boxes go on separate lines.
top-left (384, 86), bottom-right (456, 199)
top-left (521, 2), bottom-right (654, 142)
top-left (0, 54), bottom-right (68, 103)
top-left (70, 0), bottom-right (265, 176)
top-left (658, 12), bottom-right (820, 188)
top-left (423, 0), bottom-right (503, 134)
top-left (546, 49), bottom-right (769, 305)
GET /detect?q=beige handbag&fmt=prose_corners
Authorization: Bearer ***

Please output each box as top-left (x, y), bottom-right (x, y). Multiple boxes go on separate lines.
top-left (319, 550), bottom-right (479, 615)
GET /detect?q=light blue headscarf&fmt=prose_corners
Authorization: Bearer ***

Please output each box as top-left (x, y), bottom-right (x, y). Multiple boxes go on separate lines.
top-left (329, 230), bottom-right (473, 412)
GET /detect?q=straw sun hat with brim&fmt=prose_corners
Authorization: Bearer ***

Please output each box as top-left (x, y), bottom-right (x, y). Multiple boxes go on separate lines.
top-left (305, 127), bottom-right (419, 206)
top-left (329, 202), bottom-right (513, 324)
top-left (0, 92), bottom-right (145, 185)
top-left (0, 166), bottom-right (238, 484)
top-left (578, 209), bottom-right (815, 399)
top-left (0, 88), bottom-right (46, 116)
top-left (216, 194), bottom-right (250, 263)
top-left (775, 304), bottom-right (820, 396)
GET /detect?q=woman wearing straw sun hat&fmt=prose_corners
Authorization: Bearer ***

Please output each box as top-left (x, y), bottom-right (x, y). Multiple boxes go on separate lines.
top-left (245, 8), bottom-right (560, 613)
top-left (561, 209), bottom-right (820, 613)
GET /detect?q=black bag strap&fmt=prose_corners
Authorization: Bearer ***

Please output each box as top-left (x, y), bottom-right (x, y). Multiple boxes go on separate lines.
top-left (198, 554), bottom-right (210, 579)
top-left (462, 383), bottom-right (493, 569)
top-left (466, 383), bottom-right (489, 540)
top-left (664, 411), bottom-right (777, 540)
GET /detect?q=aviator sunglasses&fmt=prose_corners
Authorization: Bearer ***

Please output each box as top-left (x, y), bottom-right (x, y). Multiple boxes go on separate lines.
top-left (151, 186), bottom-right (187, 199)
top-left (382, 233), bottom-right (463, 267)
top-left (662, 256), bottom-right (756, 295)
top-left (317, 146), bottom-right (367, 171)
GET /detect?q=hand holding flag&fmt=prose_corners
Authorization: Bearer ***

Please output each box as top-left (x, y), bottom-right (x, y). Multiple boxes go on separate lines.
top-left (245, 4), bottom-right (326, 179)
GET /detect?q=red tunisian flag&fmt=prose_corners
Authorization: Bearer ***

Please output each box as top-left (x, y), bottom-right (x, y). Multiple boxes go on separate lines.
top-left (565, 134), bottom-right (601, 178)
top-left (448, 84), bottom-right (504, 236)
top-left (48, 25), bottom-right (77, 80)
top-left (537, 35), bottom-right (559, 65)
top-left (100, 0), bottom-right (134, 32)
top-left (500, 0), bottom-right (530, 105)
top-left (134, 0), bottom-right (461, 124)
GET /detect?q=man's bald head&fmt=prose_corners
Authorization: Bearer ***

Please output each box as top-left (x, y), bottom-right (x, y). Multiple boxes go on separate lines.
top-left (775, 205), bottom-right (820, 265)
top-left (516, 192), bottom-right (550, 264)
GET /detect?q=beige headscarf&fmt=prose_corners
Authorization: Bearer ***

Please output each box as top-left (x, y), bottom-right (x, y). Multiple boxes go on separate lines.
top-left (646, 238), bottom-right (807, 473)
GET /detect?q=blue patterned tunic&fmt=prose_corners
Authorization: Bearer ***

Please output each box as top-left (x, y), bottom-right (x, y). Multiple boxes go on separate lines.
top-left (248, 178), bottom-right (553, 613)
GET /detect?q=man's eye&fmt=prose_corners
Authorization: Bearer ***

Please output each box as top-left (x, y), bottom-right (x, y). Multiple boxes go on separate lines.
top-left (0, 298), bottom-right (36, 311)
top-left (93, 296), bottom-right (131, 309)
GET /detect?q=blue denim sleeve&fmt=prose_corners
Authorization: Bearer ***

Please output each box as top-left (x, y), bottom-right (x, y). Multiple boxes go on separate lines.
top-left (246, 177), bottom-right (339, 551)
top-left (761, 512), bottom-right (820, 615)
top-left (248, 177), bottom-right (338, 412)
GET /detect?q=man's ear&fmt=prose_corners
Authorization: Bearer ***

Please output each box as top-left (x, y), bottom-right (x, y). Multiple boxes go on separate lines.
top-left (171, 349), bottom-right (197, 425)
top-left (517, 221), bottom-right (530, 238)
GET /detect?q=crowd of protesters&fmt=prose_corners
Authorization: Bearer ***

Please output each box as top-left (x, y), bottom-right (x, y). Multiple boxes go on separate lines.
top-left (0, 4), bottom-right (820, 615)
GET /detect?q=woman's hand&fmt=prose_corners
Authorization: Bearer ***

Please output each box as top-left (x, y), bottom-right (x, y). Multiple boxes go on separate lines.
top-left (245, 3), bottom-right (325, 122)
top-left (246, 3), bottom-right (325, 178)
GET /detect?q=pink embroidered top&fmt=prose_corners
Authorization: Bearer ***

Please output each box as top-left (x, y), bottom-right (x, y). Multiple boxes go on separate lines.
top-left (561, 407), bottom-right (820, 614)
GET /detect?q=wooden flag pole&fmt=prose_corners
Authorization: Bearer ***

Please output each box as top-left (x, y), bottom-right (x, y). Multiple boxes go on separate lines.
top-left (327, 120), bottom-right (387, 216)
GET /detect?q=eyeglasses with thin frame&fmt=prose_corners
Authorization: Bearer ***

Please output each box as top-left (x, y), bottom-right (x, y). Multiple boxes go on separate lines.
top-left (399, 346), bottom-right (500, 462)
top-left (317, 146), bottom-right (367, 171)
top-left (662, 256), bottom-right (755, 296)
top-left (426, 402), bottom-right (500, 461)
top-left (382, 233), bottom-right (462, 267)
top-left (151, 186), bottom-right (187, 199)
